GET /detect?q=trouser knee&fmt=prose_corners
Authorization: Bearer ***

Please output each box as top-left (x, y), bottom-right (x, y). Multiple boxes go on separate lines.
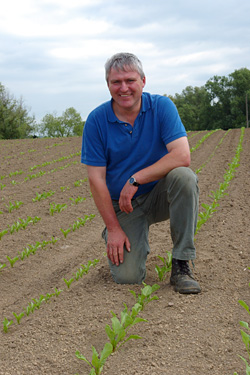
top-left (109, 259), bottom-right (146, 285)
top-left (167, 167), bottom-right (199, 198)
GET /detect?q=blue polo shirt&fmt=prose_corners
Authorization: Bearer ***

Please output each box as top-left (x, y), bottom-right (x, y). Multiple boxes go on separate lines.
top-left (81, 92), bottom-right (187, 200)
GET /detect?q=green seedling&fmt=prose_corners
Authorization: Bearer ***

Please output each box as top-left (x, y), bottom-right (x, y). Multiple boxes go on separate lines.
top-left (32, 295), bottom-right (46, 309)
top-left (49, 203), bottom-right (67, 216)
top-left (105, 302), bottom-right (146, 352)
top-left (0, 229), bottom-right (8, 240)
top-left (63, 277), bottom-right (75, 289)
top-left (16, 237), bottom-right (59, 262)
top-left (196, 201), bottom-right (219, 233)
top-left (196, 128), bottom-right (244, 237)
top-left (5, 200), bottom-right (24, 213)
top-left (9, 221), bottom-right (22, 234)
top-left (24, 290), bottom-right (61, 318)
top-left (60, 228), bottom-right (71, 238)
top-left (0, 183), bottom-right (6, 190)
top-left (9, 170), bottom-right (23, 177)
top-left (32, 190), bottom-right (55, 202)
top-left (196, 130), bottom-right (230, 175)
top-left (69, 196), bottom-right (86, 205)
top-left (74, 178), bottom-right (87, 187)
top-left (28, 242), bottom-right (41, 254)
top-left (78, 215), bottom-right (95, 226)
top-left (77, 259), bottom-right (99, 277)
top-left (71, 221), bottom-right (81, 231)
top-left (234, 278), bottom-right (250, 375)
top-left (6, 255), bottom-right (19, 268)
top-left (25, 170), bottom-right (46, 181)
top-left (66, 259), bottom-right (99, 284)
top-left (75, 343), bottom-right (113, 375)
top-left (30, 164), bottom-right (41, 171)
top-left (155, 250), bottom-right (172, 281)
top-left (6, 216), bottom-right (41, 235)
top-left (74, 180), bottom-right (82, 187)
top-left (50, 236), bottom-right (59, 245)
top-left (129, 282), bottom-right (160, 311)
top-left (18, 248), bottom-right (30, 260)
top-left (190, 129), bottom-right (218, 153)
top-left (236, 299), bottom-right (250, 374)
top-left (0, 263), bottom-right (6, 271)
top-left (53, 287), bottom-right (63, 297)
top-left (60, 215), bottom-right (95, 237)
top-left (26, 302), bottom-right (36, 316)
top-left (12, 312), bottom-right (24, 325)
top-left (60, 186), bottom-right (69, 192)
top-left (3, 318), bottom-right (13, 333)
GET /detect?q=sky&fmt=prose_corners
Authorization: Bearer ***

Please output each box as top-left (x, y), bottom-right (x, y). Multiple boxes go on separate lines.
top-left (1, 0), bottom-right (250, 122)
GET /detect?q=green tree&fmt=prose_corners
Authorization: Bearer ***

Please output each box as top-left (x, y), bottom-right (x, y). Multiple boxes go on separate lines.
top-left (39, 107), bottom-right (84, 137)
top-left (229, 68), bottom-right (250, 128)
top-left (168, 68), bottom-right (250, 130)
top-left (0, 83), bottom-right (35, 139)
top-left (205, 75), bottom-right (232, 130)
top-left (168, 86), bottom-right (211, 130)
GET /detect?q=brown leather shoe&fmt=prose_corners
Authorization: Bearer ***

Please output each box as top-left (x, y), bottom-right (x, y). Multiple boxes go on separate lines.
top-left (170, 258), bottom-right (201, 294)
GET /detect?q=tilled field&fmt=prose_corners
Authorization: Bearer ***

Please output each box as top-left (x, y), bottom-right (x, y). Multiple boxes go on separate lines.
top-left (0, 129), bottom-right (249, 375)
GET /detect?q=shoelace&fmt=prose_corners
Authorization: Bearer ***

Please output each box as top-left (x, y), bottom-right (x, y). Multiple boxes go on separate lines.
top-left (179, 260), bottom-right (191, 275)
top-left (173, 259), bottom-right (192, 275)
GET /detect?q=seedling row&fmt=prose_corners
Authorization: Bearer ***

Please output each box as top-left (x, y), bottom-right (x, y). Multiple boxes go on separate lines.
top-left (0, 130), bottom-right (248, 375)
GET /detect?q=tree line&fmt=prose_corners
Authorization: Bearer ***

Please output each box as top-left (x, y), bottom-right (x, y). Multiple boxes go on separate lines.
top-left (0, 83), bottom-right (85, 139)
top-left (1, 67), bottom-right (249, 139)
top-left (167, 67), bottom-right (250, 130)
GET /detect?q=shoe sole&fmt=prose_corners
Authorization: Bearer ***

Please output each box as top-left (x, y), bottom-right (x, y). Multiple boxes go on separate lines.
top-left (170, 277), bottom-right (201, 294)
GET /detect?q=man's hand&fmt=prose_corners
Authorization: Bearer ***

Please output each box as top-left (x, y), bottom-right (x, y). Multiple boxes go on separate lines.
top-left (107, 227), bottom-right (131, 266)
top-left (119, 181), bottom-right (138, 214)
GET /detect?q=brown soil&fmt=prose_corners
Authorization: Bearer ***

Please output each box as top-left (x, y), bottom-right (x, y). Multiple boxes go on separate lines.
top-left (0, 129), bottom-right (249, 375)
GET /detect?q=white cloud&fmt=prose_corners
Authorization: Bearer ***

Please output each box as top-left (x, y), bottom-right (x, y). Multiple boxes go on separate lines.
top-left (50, 39), bottom-right (155, 60)
top-left (0, 1), bottom-right (108, 38)
top-left (0, 0), bottom-right (250, 121)
top-left (41, 0), bottom-right (101, 7)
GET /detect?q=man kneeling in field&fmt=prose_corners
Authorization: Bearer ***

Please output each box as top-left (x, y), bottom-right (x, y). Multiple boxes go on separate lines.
top-left (81, 52), bottom-right (201, 294)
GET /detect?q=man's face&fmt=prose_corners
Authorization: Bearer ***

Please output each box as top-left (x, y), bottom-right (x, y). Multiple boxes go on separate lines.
top-left (107, 67), bottom-right (146, 113)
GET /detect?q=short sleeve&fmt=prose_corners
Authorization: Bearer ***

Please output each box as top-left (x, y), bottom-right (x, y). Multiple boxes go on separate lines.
top-left (81, 112), bottom-right (107, 166)
top-left (158, 96), bottom-right (187, 145)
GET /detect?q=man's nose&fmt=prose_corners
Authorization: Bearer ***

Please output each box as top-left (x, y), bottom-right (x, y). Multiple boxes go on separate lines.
top-left (120, 81), bottom-right (128, 91)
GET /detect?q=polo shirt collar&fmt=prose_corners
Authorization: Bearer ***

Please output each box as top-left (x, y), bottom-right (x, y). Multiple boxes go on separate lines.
top-left (107, 92), bottom-right (151, 123)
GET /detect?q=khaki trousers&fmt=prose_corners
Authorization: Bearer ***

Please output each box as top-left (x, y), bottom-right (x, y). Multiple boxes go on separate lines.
top-left (102, 167), bottom-right (199, 284)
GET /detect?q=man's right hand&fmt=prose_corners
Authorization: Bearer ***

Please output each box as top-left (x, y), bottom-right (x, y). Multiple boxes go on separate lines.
top-left (107, 228), bottom-right (131, 266)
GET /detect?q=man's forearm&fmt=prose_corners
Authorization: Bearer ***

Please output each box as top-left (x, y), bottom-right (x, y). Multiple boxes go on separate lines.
top-left (88, 178), bottom-right (121, 231)
top-left (133, 138), bottom-right (190, 185)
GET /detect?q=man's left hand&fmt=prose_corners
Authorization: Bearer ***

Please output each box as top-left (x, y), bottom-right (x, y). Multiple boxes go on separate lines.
top-left (119, 181), bottom-right (138, 214)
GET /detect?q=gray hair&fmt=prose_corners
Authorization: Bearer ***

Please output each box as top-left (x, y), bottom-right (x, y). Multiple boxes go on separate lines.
top-left (105, 52), bottom-right (145, 82)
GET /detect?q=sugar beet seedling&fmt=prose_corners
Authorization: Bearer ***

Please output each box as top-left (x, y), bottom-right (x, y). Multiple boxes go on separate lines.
top-left (155, 250), bottom-right (172, 281)
top-left (234, 271), bottom-right (250, 375)
top-left (75, 343), bottom-right (113, 375)
top-left (129, 282), bottom-right (160, 311)
top-left (2, 259), bottom-right (99, 332)
top-left (75, 283), bottom-right (159, 375)
top-left (105, 302), bottom-right (147, 352)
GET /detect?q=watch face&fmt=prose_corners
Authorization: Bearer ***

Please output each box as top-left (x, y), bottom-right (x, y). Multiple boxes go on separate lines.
top-left (129, 177), bottom-right (135, 184)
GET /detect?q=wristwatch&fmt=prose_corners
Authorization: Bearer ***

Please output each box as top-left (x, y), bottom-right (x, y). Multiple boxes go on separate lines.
top-left (128, 176), bottom-right (140, 187)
